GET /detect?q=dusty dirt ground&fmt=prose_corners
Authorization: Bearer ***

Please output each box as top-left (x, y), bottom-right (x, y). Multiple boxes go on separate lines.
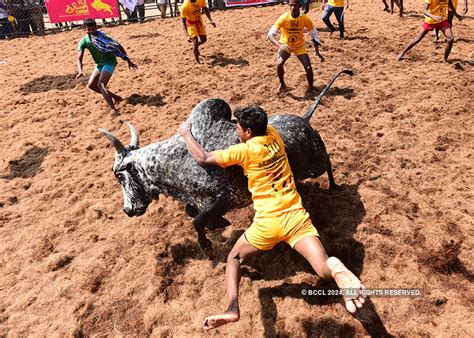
top-left (0, 0), bottom-right (473, 336)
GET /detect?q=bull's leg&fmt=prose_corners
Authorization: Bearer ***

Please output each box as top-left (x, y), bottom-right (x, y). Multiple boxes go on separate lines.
top-left (185, 204), bottom-right (199, 218)
top-left (193, 197), bottom-right (231, 256)
top-left (327, 154), bottom-right (338, 191)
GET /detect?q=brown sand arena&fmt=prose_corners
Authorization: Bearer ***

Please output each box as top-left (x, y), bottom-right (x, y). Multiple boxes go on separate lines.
top-left (0, 0), bottom-right (473, 335)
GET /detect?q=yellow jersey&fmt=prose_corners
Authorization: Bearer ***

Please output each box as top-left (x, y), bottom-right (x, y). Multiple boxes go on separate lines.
top-left (215, 125), bottom-right (304, 217)
top-left (274, 12), bottom-right (314, 49)
top-left (180, 0), bottom-right (206, 21)
top-left (424, 0), bottom-right (449, 24)
top-left (328, 0), bottom-right (345, 7)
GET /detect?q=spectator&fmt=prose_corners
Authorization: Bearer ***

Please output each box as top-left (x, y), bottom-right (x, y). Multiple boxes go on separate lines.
top-left (137, 0), bottom-right (145, 22)
top-left (158, 0), bottom-right (167, 18)
top-left (8, 0), bottom-right (31, 34)
top-left (26, 0), bottom-right (44, 34)
top-left (0, 1), bottom-right (14, 39)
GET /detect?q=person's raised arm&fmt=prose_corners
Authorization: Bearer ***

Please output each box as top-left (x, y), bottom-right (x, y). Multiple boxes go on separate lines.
top-left (179, 122), bottom-right (218, 165)
top-left (203, 7), bottom-right (216, 27)
top-left (423, 3), bottom-right (443, 22)
top-left (76, 49), bottom-right (85, 79)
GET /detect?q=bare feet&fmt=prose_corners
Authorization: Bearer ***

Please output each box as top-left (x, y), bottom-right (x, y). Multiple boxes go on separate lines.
top-left (327, 257), bottom-right (366, 313)
top-left (304, 87), bottom-right (316, 99)
top-left (202, 311), bottom-right (239, 331)
top-left (396, 53), bottom-right (404, 61)
top-left (112, 95), bottom-right (123, 104)
top-left (111, 108), bottom-right (120, 116)
top-left (277, 84), bottom-right (289, 94)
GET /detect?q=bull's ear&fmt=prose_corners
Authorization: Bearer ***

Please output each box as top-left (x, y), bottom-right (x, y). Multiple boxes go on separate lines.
top-left (98, 128), bottom-right (126, 153)
top-left (124, 121), bottom-right (139, 149)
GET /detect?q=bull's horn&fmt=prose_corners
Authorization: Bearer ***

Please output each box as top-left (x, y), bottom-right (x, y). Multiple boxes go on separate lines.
top-left (124, 121), bottom-right (139, 148)
top-left (98, 128), bottom-right (126, 153)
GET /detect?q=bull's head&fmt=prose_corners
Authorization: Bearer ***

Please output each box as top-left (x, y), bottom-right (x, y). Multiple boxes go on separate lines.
top-left (99, 122), bottom-right (151, 217)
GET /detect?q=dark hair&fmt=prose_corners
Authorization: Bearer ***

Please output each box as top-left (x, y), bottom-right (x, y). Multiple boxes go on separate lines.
top-left (234, 106), bottom-right (268, 137)
top-left (84, 19), bottom-right (97, 28)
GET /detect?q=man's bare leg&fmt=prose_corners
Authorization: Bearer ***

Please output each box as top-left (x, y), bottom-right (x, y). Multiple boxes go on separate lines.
top-left (397, 28), bottom-right (429, 61)
top-left (202, 234), bottom-right (261, 331)
top-left (441, 26), bottom-right (454, 62)
top-left (192, 37), bottom-right (200, 63)
top-left (88, 69), bottom-right (122, 106)
top-left (276, 49), bottom-right (291, 93)
top-left (294, 236), bottom-right (366, 313)
top-left (297, 53), bottom-right (314, 96)
top-left (97, 70), bottom-right (118, 114)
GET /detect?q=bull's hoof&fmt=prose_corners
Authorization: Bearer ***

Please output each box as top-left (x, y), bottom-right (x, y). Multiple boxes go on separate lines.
top-left (198, 238), bottom-right (213, 258)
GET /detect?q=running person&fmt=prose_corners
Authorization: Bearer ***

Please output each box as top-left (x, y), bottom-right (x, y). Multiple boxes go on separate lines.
top-left (77, 19), bottom-right (137, 115)
top-left (178, 106), bottom-right (366, 331)
top-left (180, 0), bottom-right (216, 64)
top-left (397, 0), bottom-right (462, 62)
top-left (382, 0), bottom-right (403, 16)
top-left (321, 0), bottom-right (348, 39)
top-left (435, 0), bottom-right (467, 42)
top-left (267, 0), bottom-right (324, 95)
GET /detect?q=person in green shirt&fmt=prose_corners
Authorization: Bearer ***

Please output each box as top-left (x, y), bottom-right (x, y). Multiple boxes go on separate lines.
top-left (76, 19), bottom-right (137, 115)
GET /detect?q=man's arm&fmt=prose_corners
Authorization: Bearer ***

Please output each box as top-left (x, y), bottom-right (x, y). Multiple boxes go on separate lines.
top-left (448, 0), bottom-right (462, 20)
top-left (179, 123), bottom-right (218, 165)
top-left (462, 0), bottom-right (468, 14)
top-left (76, 49), bottom-right (85, 78)
top-left (308, 27), bottom-right (324, 61)
top-left (181, 17), bottom-right (189, 37)
top-left (203, 7), bottom-right (216, 27)
top-left (267, 26), bottom-right (291, 54)
top-left (117, 43), bottom-right (138, 69)
top-left (423, 3), bottom-right (443, 22)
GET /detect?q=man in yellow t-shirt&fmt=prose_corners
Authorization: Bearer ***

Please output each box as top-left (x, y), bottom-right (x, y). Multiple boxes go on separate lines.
top-left (382, 0), bottom-right (404, 17)
top-left (322, 0), bottom-right (348, 39)
top-left (178, 106), bottom-right (366, 331)
top-left (397, 0), bottom-right (462, 62)
top-left (180, 0), bottom-right (216, 64)
top-left (267, 0), bottom-right (324, 95)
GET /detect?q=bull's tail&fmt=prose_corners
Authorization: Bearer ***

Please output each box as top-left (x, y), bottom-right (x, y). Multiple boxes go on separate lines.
top-left (303, 69), bottom-right (354, 121)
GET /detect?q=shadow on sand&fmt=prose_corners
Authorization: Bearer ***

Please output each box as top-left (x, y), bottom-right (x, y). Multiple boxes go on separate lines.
top-left (1, 146), bottom-right (49, 180)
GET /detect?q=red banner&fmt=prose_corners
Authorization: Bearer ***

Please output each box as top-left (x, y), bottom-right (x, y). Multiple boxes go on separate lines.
top-left (224, 0), bottom-right (278, 7)
top-left (45, 0), bottom-right (119, 23)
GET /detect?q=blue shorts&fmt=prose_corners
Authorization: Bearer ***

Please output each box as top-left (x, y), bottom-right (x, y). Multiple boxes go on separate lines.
top-left (95, 64), bottom-right (116, 74)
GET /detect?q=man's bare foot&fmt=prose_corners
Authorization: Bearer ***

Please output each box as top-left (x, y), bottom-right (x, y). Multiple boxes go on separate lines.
top-left (304, 87), bottom-right (316, 99)
top-left (202, 311), bottom-right (239, 331)
top-left (396, 53), bottom-right (404, 61)
top-left (277, 84), bottom-right (289, 94)
top-left (111, 108), bottom-right (120, 116)
top-left (327, 257), bottom-right (366, 313)
top-left (113, 95), bottom-right (123, 104)
top-left (329, 28), bottom-right (336, 36)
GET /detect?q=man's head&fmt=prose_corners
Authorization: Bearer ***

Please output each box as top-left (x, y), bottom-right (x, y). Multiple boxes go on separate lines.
top-left (234, 106), bottom-right (268, 142)
top-left (289, 0), bottom-right (301, 17)
top-left (84, 18), bottom-right (98, 35)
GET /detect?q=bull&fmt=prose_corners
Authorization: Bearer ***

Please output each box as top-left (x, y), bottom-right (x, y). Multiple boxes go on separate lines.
top-left (99, 70), bottom-right (352, 254)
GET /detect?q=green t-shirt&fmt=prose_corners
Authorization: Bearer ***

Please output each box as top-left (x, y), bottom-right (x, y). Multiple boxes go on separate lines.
top-left (77, 35), bottom-right (117, 66)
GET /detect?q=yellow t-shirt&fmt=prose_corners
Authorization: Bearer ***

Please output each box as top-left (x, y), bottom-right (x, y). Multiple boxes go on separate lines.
top-left (328, 0), bottom-right (345, 7)
top-left (180, 0), bottom-right (206, 21)
top-left (215, 125), bottom-right (304, 217)
top-left (424, 0), bottom-right (449, 24)
top-left (274, 12), bottom-right (314, 49)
